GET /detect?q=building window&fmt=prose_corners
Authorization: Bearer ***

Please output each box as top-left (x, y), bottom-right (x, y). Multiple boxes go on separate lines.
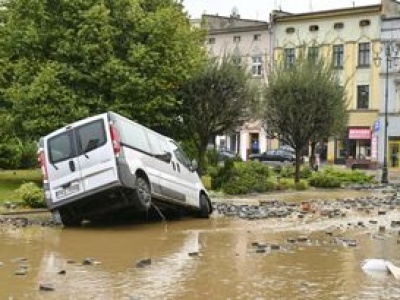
top-left (359, 19), bottom-right (371, 27)
top-left (284, 48), bottom-right (295, 67)
top-left (233, 35), bottom-right (241, 43)
top-left (309, 25), bottom-right (319, 32)
top-left (308, 47), bottom-right (319, 63)
top-left (357, 85), bottom-right (369, 109)
top-left (333, 44), bottom-right (344, 68)
top-left (252, 56), bottom-right (263, 76)
top-left (253, 34), bottom-right (261, 41)
top-left (358, 43), bottom-right (370, 67)
top-left (208, 37), bottom-right (215, 45)
top-left (334, 22), bottom-right (344, 30)
top-left (286, 27), bottom-right (295, 34)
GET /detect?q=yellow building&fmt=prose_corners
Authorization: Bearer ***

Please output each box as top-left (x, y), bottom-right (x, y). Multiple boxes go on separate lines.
top-left (272, 0), bottom-right (400, 166)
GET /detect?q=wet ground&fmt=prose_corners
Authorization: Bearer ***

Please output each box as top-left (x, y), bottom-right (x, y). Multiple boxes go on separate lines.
top-left (2, 188), bottom-right (400, 299)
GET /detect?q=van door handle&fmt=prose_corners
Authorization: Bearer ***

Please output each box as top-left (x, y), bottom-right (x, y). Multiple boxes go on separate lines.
top-left (172, 162), bottom-right (176, 171)
top-left (69, 160), bottom-right (76, 172)
top-left (176, 163), bottom-right (180, 173)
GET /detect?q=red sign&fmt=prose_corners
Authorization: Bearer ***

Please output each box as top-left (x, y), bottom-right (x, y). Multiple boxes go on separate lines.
top-left (348, 128), bottom-right (371, 140)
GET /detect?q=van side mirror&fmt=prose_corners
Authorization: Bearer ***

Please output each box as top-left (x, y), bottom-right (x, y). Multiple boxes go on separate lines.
top-left (190, 159), bottom-right (198, 172)
top-left (155, 152), bottom-right (172, 163)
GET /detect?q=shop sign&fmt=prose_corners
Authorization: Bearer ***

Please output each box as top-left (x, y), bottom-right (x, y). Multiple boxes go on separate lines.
top-left (349, 128), bottom-right (371, 140)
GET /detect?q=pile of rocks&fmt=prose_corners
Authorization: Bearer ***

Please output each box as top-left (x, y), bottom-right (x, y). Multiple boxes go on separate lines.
top-left (214, 189), bottom-right (400, 221)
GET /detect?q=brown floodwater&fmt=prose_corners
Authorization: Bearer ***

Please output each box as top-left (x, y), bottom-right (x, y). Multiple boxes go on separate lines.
top-left (2, 189), bottom-right (400, 300)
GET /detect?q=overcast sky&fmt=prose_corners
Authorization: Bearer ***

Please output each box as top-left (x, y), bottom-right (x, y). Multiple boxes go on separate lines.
top-left (183, 0), bottom-right (381, 21)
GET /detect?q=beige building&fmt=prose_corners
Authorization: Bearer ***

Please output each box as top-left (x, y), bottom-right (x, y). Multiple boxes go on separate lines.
top-left (198, 11), bottom-right (273, 160)
top-left (272, 0), bottom-right (400, 166)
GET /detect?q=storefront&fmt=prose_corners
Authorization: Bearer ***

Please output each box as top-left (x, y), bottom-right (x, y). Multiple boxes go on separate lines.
top-left (334, 127), bottom-right (372, 166)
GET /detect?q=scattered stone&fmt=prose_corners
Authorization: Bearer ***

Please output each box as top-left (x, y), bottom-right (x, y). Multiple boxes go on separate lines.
top-left (39, 283), bottom-right (55, 291)
top-left (287, 238), bottom-right (296, 244)
top-left (270, 244), bottom-right (280, 250)
top-left (378, 211), bottom-right (386, 216)
top-left (135, 258), bottom-right (152, 268)
top-left (66, 259), bottom-right (76, 264)
top-left (0, 262), bottom-right (4, 266)
top-left (297, 236), bottom-right (309, 243)
top-left (379, 226), bottom-right (386, 233)
top-left (15, 268), bottom-right (27, 276)
top-left (369, 220), bottom-right (378, 225)
top-left (188, 252), bottom-right (199, 257)
top-left (57, 270), bottom-right (66, 275)
top-left (82, 258), bottom-right (95, 265)
top-left (345, 240), bottom-right (357, 247)
top-left (255, 248), bottom-right (266, 254)
top-left (12, 257), bottom-right (27, 263)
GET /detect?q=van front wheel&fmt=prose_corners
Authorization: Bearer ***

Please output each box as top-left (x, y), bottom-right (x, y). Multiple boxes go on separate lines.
top-left (198, 194), bottom-right (211, 218)
top-left (135, 176), bottom-right (152, 210)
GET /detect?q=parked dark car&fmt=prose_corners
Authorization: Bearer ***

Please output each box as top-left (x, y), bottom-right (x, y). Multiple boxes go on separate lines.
top-left (218, 148), bottom-right (239, 162)
top-left (249, 149), bottom-right (295, 166)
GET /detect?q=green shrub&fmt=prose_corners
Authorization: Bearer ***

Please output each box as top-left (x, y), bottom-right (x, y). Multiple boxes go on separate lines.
top-left (299, 166), bottom-right (313, 179)
top-left (15, 182), bottom-right (45, 208)
top-left (323, 167), bottom-right (374, 184)
top-left (280, 166), bottom-right (295, 178)
top-left (211, 160), bottom-right (272, 194)
top-left (295, 180), bottom-right (308, 190)
top-left (308, 173), bottom-right (341, 188)
top-left (279, 165), bottom-right (313, 179)
top-left (210, 158), bottom-right (235, 190)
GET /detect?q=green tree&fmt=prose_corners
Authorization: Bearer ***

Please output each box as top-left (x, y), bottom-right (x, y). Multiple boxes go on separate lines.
top-left (263, 55), bottom-right (348, 182)
top-left (0, 0), bottom-right (206, 140)
top-left (178, 57), bottom-right (257, 174)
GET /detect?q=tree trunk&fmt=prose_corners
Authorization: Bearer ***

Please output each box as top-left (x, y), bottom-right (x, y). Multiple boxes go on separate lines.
top-left (295, 150), bottom-right (301, 183)
top-left (309, 141), bottom-right (317, 169)
top-left (196, 138), bottom-right (209, 177)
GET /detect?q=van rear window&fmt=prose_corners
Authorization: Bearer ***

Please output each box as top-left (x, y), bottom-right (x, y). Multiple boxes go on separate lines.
top-left (48, 132), bottom-right (74, 163)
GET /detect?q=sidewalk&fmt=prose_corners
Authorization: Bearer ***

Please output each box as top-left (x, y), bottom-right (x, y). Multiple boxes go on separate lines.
top-left (370, 167), bottom-right (400, 185)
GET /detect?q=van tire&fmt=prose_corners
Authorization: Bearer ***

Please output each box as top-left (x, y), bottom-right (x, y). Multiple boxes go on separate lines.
top-left (59, 209), bottom-right (82, 227)
top-left (198, 194), bottom-right (210, 218)
top-left (135, 176), bottom-right (152, 210)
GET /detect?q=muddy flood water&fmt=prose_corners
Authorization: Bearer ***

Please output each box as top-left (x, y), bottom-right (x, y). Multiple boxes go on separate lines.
top-left (2, 189), bottom-right (400, 299)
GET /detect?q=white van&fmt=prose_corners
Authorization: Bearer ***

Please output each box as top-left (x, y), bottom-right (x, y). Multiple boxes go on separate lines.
top-left (38, 112), bottom-right (212, 226)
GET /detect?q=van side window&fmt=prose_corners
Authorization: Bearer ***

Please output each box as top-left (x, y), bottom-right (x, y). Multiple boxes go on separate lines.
top-left (77, 120), bottom-right (106, 153)
top-left (119, 120), bottom-right (151, 153)
top-left (48, 131), bottom-right (74, 163)
top-left (147, 130), bottom-right (164, 155)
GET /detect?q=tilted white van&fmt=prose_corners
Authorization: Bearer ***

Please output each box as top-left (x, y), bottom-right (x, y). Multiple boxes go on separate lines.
top-left (38, 112), bottom-right (212, 226)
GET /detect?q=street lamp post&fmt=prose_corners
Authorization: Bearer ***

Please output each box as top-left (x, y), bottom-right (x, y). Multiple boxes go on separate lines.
top-left (375, 42), bottom-right (399, 184)
top-left (381, 45), bottom-right (390, 184)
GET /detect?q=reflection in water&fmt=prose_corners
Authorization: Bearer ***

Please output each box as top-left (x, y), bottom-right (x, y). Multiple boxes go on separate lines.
top-left (1, 208), bottom-right (400, 299)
